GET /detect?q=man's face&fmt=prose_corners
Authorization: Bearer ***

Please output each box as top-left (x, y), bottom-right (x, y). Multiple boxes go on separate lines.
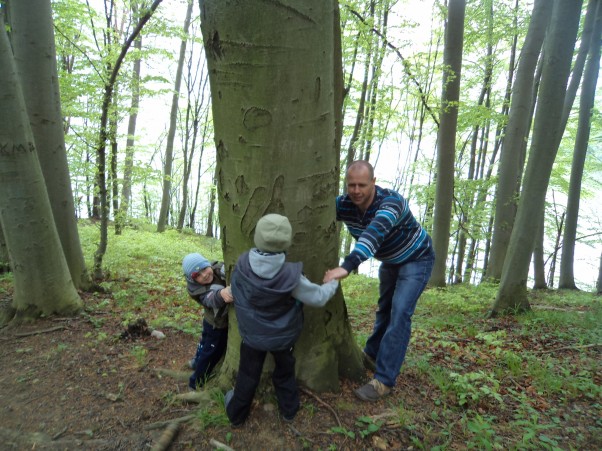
top-left (194, 266), bottom-right (214, 285)
top-left (346, 166), bottom-right (376, 211)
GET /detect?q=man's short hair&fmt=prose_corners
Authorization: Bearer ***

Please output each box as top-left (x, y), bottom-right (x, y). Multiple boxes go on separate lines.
top-left (347, 160), bottom-right (374, 179)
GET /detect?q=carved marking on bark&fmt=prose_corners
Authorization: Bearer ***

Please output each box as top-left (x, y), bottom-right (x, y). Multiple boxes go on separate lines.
top-left (235, 175), bottom-right (249, 194)
top-left (0, 142), bottom-right (35, 156)
top-left (242, 186), bottom-right (268, 235)
top-left (314, 77), bottom-right (321, 101)
top-left (209, 30), bottom-right (223, 60)
top-left (259, 0), bottom-right (316, 23)
top-left (243, 107), bottom-right (272, 131)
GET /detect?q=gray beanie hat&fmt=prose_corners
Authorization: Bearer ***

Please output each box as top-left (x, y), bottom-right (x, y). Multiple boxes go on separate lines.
top-left (182, 253), bottom-right (211, 282)
top-left (254, 214), bottom-right (292, 253)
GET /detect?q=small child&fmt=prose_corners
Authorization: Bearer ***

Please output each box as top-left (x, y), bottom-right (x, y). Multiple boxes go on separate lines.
top-left (182, 253), bottom-right (234, 390)
top-left (225, 214), bottom-right (339, 426)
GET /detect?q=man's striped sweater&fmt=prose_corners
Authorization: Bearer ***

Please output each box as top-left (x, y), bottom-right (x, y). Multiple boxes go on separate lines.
top-left (337, 185), bottom-right (433, 273)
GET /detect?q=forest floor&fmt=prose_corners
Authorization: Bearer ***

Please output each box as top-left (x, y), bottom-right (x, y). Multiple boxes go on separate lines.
top-left (1, 287), bottom-right (600, 451)
top-left (0, 226), bottom-right (600, 450)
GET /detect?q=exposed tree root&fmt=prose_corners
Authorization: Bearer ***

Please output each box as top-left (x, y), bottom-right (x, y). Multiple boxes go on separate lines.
top-left (150, 421), bottom-right (180, 451)
top-left (300, 387), bottom-right (342, 427)
top-left (144, 414), bottom-right (196, 431)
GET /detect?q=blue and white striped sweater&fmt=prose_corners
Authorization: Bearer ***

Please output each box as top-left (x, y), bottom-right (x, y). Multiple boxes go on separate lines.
top-left (337, 185), bottom-right (432, 272)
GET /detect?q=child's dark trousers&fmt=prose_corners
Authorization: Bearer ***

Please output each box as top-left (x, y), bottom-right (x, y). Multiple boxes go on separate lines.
top-left (189, 319), bottom-right (228, 389)
top-left (226, 341), bottom-right (299, 425)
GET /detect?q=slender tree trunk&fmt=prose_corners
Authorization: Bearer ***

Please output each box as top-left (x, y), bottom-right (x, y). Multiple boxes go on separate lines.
top-left (596, 253), bottom-right (602, 294)
top-left (93, 0), bottom-right (163, 278)
top-left (116, 30), bottom-right (142, 235)
top-left (430, 0), bottom-right (466, 287)
top-left (10, 0), bottom-right (90, 289)
top-left (559, 0), bottom-right (602, 289)
top-left (486, 0), bottom-right (551, 281)
top-left (547, 212), bottom-right (564, 288)
top-left (491, 0), bottom-right (583, 316)
top-left (205, 172), bottom-right (217, 237)
top-left (157, 0), bottom-right (193, 232)
top-left (201, 0), bottom-right (363, 392)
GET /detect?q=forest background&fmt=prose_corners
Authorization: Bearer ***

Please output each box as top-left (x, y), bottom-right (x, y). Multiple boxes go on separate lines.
top-left (46, 0), bottom-right (602, 291)
top-left (1, 0), bottom-right (601, 449)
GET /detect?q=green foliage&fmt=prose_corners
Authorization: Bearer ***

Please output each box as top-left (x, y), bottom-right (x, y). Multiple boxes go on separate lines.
top-left (355, 415), bottom-right (383, 438)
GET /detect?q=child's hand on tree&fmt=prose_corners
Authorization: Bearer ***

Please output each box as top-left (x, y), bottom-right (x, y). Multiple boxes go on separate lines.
top-left (221, 286), bottom-right (234, 303)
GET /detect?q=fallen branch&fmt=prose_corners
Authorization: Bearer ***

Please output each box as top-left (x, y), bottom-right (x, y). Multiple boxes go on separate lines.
top-left (144, 414), bottom-right (196, 431)
top-left (14, 325), bottom-right (67, 337)
top-left (536, 343), bottom-right (602, 354)
top-left (300, 387), bottom-right (341, 428)
top-left (150, 422), bottom-right (179, 451)
top-left (210, 438), bottom-right (235, 451)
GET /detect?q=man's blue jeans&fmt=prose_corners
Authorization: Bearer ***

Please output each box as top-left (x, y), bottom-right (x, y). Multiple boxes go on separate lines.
top-left (364, 253), bottom-right (434, 387)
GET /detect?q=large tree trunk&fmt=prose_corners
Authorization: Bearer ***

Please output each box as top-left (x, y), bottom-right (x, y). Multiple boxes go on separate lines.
top-left (200, 0), bottom-right (364, 392)
top-left (0, 16), bottom-right (82, 322)
top-left (559, 0), bottom-right (602, 289)
top-left (490, 0), bottom-right (583, 316)
top-left (157, 0), bottom-right (193, 232)
top-left (430, 0), bottom-right (466, 287)
top-left (10, 0), bottom-right (90, 290)
top-left (486, 0), bottom-right (551, 281)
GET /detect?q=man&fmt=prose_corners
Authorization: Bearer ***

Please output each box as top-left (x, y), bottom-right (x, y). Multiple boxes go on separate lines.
top-left (324, 160), bottom-right (434, 402)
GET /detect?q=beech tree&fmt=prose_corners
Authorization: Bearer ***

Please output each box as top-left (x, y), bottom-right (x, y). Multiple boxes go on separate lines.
top-left (558, 0), bottom-right (602, 289)
top-left (0, 3), bottom-right (82, 322)
top-left (486, 0), bottom-right (551, 281)
top-left (9, 0), bottom-right (91, 290)
top-left (491, 0), bottom-right (583, 315)
top-left (200, 0), bottom-right (364, 392)
top-left (430, 0), bottom-right (466, 286)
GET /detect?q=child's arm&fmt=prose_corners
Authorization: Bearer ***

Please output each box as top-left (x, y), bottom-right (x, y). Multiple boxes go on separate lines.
top-left (291, 276), bottom-right (338, 307)
top-left (190, 283), bottom-right (231, 309)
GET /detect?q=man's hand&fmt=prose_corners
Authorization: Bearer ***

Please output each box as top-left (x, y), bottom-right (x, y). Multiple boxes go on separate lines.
top-left (221, 286), bottom-right (234, 303)
top-left (323, 267), bottom-right (349, 283)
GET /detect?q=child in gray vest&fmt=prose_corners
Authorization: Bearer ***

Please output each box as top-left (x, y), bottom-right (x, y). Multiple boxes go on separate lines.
top-left (225, 214), bottom-right (338, 426)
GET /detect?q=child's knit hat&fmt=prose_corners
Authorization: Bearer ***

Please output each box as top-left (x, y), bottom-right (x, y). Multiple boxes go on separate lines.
top-left (254, 214), bottom-right (292, 253)
top-left (182, 253), bottom-right (211, 282)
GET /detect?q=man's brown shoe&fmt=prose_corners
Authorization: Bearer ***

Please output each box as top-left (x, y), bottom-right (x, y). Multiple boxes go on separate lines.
top-left (354, 378), bottom-right (391, 402)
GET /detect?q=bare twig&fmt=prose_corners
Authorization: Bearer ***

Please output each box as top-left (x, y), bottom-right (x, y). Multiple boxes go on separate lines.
top-left (14, 325), bottom-right (67, 337)
top-left (300, 387), bottom-right (341, 428)
top-left (209, 438), bottom-right (235, 451)
top-left (536, 343), bottom-right (601, 354)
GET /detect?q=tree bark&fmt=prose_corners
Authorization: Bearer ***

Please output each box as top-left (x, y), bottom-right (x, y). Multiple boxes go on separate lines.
top-left (10, 0), bottom-right (90, 289)
top-left (486, 0), bottom-right (551, 281)
top-left (430, 0), bottom-right (466, 287)
top-left (491, 0), bottom-right (583, 316)
top-left (0, 17), bottom-right (82, 321)
top-left (532, 212), bottom-right (547, 289)
top-left (200, 0), bottom-right (364, 392)
top-left (559, 0), bottom-right (602, 289)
